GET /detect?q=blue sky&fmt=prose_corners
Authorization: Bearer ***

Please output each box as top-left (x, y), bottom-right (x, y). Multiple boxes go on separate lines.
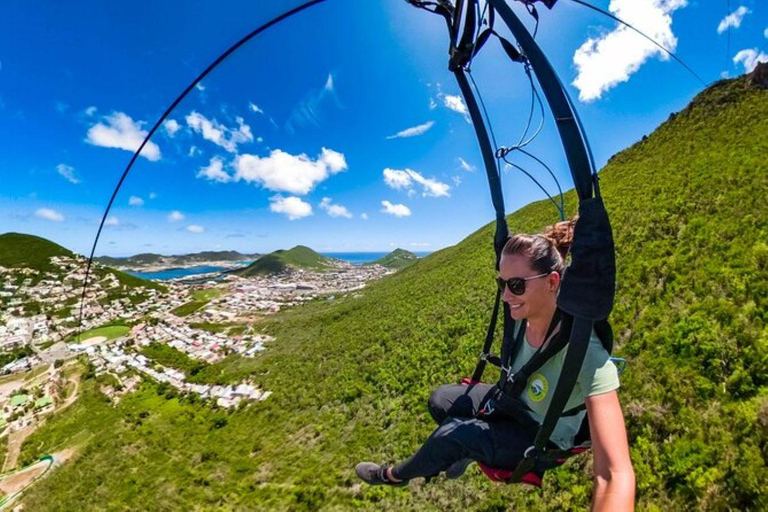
top-left (1, 0), bottom-right (766, 256)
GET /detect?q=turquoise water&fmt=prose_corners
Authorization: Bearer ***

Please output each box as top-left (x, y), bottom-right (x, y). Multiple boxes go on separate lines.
top-left (323, 251), bottom-right (431, 265)
top-left (127, 252), bottom-right (431, 281)
top-left (126, 265), bottom-right (227, 281)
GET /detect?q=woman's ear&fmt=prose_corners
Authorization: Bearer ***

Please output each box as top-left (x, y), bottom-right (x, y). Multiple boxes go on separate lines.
top-left (549, 271), bottom-right (561, 292)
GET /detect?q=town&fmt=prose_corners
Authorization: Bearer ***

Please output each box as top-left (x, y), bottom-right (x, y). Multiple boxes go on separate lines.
top-left (0, 251), bottom-right (397, 470)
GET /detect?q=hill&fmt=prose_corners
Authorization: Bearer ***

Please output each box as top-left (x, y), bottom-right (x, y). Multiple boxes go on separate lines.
top-left (0, 232), bottom-right (163, 292)
top-left (236, 245), bottom-right (333, 277)
top-left (17, 74), bottom-right (768, 510)
top-left (0, 233), bottom-right (74, 271)
top-left (369, 248), bottom-right (419, 269)
top-left (95, 250), bottom-right (256, 268)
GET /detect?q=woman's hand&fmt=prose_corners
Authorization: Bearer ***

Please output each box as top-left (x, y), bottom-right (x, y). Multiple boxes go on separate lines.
top-left (585, 390), bottom-right (635, 511)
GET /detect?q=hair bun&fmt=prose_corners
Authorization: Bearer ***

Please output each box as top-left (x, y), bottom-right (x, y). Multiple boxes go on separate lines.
top-left (543, 215), bottom-right (578, 260)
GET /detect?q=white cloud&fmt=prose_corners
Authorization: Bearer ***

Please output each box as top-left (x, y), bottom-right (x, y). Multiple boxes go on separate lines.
top-left (189, 146), bottom-right (200, 157)
top-left (196, 157), bottom-right (232, 183)
top-left (429, 98), bottom-right (437, 110)
top-left (452, 175), bottom-right (462, 186)
top-left (764, 28), bottom-right (768, 38)
top-left (85, 112), bottom-right (161, 161)
top-left (458, 157), bottom-right (475, 172)
top-left (164, 119), bottom-right (181, 137)
top-left (185, 111), bottom-right (253, 153)
top-left (248, 102), bottom-right (263, 114)
top-left (381, 201), bottom-right (411, 217)
top-left (269, 196), bottom-right (313, 220)
top-left (572, 0), bottom-right (688, 102)
top-left (56, 164), bottom-right (79, 184)
top-left (195, 83), bottom-right (206, 92)
top-left (84, 106), bottom-right (97, 117)
top-left (319, 197), bottom-right (352, 218)
top-left (187, 224), bottom-right (205, 233)
top-left (383, 169), bottom-right (414, 190)
top-left (104, 216), bottom-right (119, 226)
top-left (128, 195), bottom-right (144, 207)
top-left (734, 48), bottom-right (768, 73)
top-left (717, 6), bottom-right (750, 34)
top-left (35, 208), bottom-right (64, 222)
top-left (443, 95), bottom-right (468, 115)
top-left (168, 211), bottom-right (185, 222)
top-left (361, 213), bottom-right (369, 220)
top-left (148, 192), bottom-right (157, 200)
top-left (382, 168), bottom-right (450, 197)
top-left (55, 101), bottom-right (69, 114)
top-left (386, 121), bottom-right (435, 139)
top-left (286, 74), bottom-right (340, 133)
top-left (234, 147), bottom-right (346, 195)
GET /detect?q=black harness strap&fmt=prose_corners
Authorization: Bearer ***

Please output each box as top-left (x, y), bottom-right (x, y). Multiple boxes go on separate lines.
top-left (454, 68), bottom-right (508, 265)
top-left (488, 0), bottom-right (596, 201)
top-left (470, 287), bottom-right (503, 382)
top-left (512, 315), bottom-right (593, 480)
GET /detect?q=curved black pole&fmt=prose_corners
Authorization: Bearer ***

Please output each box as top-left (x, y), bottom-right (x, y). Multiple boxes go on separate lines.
top-left (488, 0), bottom-right (596, 202)
top-left (77, 0), bottom-right (329, 330)
top-left (454, 69), bottom-right (509, 263)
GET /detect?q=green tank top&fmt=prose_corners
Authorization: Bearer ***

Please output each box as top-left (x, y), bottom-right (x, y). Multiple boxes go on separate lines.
top-left (510, 322), bottom-right (620, 450)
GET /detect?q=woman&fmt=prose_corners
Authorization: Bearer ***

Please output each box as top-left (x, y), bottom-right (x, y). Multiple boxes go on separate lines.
top-left (356, 219), bottom-right (636, 511)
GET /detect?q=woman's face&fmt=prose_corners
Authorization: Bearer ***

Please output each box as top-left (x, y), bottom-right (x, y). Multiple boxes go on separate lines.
top-left (498, 253), bottom-right (559, 321)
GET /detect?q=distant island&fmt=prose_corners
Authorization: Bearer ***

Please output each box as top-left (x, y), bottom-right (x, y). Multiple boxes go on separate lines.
top-left (95, 250), bottom-right (260, 272)
top-left (368, 248), bottom-right (418, 269)
top-left (234, 246), bottom-right (420, 277)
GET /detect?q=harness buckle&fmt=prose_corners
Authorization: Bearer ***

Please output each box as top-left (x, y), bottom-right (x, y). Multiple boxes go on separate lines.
top-left (479, 352), bottom-right (490, 362)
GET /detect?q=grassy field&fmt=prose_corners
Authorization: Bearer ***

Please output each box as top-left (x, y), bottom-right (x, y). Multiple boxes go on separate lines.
top-left (72, 325), bottom-right (129, 342)
top-left (191, 289), bottom-right (224, 301)
top-left (170, 301), bottom-right (208, 317)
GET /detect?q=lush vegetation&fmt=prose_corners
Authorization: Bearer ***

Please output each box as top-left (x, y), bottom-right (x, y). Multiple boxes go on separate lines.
top-left (0, 346), bottom-right (34, 368)
top-left (168, 289), bottom-right (225, 317)
top-left (236, 245), bottom-right (333, 276)
top-left (0, 233), bottom-right (73, 271)
top-left (0, 232), bottom-right (164, 292)
top-left (369, 248), bottom-right (419, 269)
top-left (140, 343), bottom-right (207, 376)
top-left (17, 76), bottom-right (768, 510)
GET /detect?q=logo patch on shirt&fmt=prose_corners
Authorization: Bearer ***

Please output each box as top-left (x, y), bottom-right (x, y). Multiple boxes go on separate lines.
top-left (528, 373), bottom-right (549, 402)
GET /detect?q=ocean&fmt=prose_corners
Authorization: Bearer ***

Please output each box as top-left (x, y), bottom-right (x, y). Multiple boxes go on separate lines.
top-left (127, 252), bottom-right (431, 281)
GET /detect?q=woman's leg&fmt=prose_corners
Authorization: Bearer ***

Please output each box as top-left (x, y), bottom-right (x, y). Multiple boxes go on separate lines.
top-left (391, 415), bottom-right (535, 481)
top-left (427, 383), bottom-right (496, 424)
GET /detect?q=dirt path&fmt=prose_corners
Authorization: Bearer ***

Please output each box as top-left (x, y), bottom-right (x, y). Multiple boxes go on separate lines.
top-left (0, 448), bottom-right (75, 509)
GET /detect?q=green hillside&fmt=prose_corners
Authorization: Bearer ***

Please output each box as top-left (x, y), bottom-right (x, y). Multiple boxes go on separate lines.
top-left (370, 248), bottom-right (419, 269)
top-left (18, 75), bottom-right (768, 510)
top-left (0, 232), bottom-right (74, 271)
top-left (0, 232), bottom-right (164, 292)
top-left (236, 245), bottom-right (332, 276)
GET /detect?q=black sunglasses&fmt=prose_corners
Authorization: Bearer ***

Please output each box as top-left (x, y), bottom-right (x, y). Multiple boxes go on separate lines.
top-left (496, 273), bottom-right (549, 296)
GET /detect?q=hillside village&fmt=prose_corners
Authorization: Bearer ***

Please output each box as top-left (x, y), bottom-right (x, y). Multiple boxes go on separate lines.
top-left (0, 240), bottom-right (409, 451)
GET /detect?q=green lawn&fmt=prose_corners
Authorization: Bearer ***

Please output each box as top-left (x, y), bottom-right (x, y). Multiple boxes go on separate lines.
top-left (170, 301), bottom-right (207, 317)
top-left (72, 325), bottom-right (129, 342)
top-left (191, 288), bottom-right (224, 301)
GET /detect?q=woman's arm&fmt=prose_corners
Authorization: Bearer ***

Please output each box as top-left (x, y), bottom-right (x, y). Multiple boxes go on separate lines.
top-left (585, 390), bottom-right (635, 512)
